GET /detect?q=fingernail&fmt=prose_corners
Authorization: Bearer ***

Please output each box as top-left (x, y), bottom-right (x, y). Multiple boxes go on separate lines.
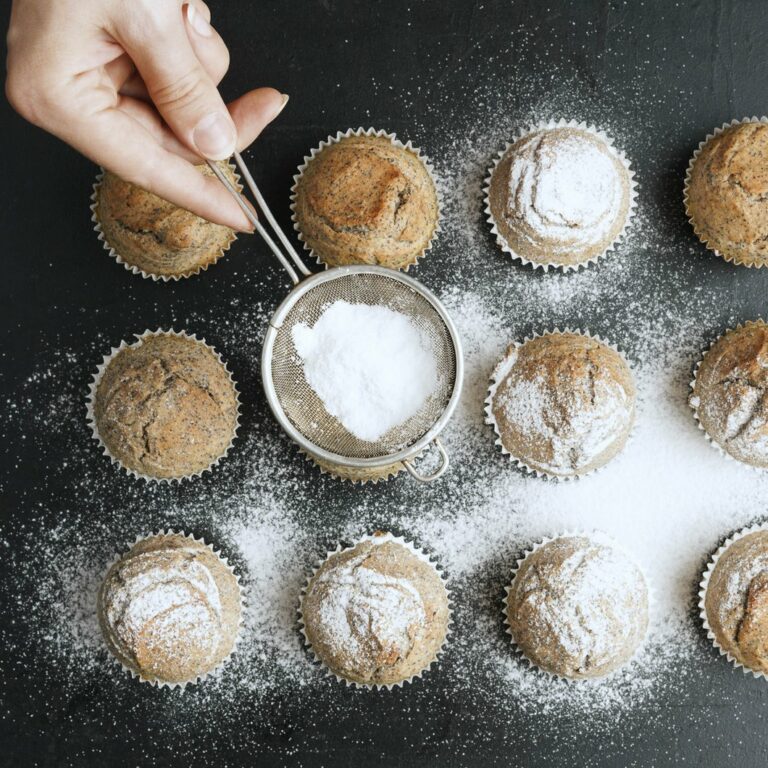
top-left (274, 93), bottom-right (290, 118)
top-left (186, 4), bottom-right (213, 37)
top-left (193, 112), bottom-right (236, 159)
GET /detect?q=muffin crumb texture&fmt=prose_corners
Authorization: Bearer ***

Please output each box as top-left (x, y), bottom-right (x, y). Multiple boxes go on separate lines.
top-left (691, 321), bottom-right (768, 469)
top-left (92, 334), bottom-right (238, 480)
top-left (293, 134), bottom-right (439, 270)
top-left (506, 536), bottom-right (649, 679)
top-left (97, 533), bottom-right (242, 685)
top-left (489, 332), bottom-right (636, 477)
top-left (686, 122), bottom-right (768, 267)
top-left (301, 535), bottom-right (449, 686)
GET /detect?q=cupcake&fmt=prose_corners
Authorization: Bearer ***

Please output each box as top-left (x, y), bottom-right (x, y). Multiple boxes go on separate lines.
top-left (504, 535), bottom-right (649, 680)
top-left (690, 321), bottom-right (768, 469)
top-left (291, 129), bottom-right (439, 270)
top-left (92, 162), bottom-right (238, 279)
top-left (485, 121), bottom-right (634, 270)
top-left (88, 331), bottom-right (239, 481)
top-left (299, 532), bottom-right (450, 688)
top-left (98, 532), bottom-right (242, 687)
top-left (700, 525), bottom-right (768, 676)
top-left (685, 119), bottom-right (768, 267)
top-left (485, 331), bottom-right (636, 478)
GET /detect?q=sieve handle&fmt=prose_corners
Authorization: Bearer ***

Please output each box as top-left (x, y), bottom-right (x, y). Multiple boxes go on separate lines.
top-left (403, 438), bottom-right (449, 483)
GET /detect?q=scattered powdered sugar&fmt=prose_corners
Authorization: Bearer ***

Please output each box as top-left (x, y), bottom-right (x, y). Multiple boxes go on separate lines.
top-left (291, 300), bottom-right (439, 442)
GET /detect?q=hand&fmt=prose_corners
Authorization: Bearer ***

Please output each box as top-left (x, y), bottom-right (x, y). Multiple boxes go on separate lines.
top-left (5, 0), bottom-right (288, 230)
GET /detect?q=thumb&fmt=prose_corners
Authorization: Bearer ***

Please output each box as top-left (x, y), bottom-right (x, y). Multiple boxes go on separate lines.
top-left (118, 3), bottom-right (236, 160)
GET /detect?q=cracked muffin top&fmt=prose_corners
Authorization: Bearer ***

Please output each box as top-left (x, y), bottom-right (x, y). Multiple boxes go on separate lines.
top-left (686, 122), bottom-right (768, 267)
top-left (292, 134), bottom-right (439, 270)
top-left (92, 334), bottom-right (238, 479)
top-left (691, 321), bottom-right (768, 468)
top-left (487, 332), bottom-right (636, 478)
top-left (505, 535), bottom-right (649, 680)
top-left (300, 533), bottom-right (449, 687)
top-left (94, 162), bottom-right (237, 278)
top-left (703, 529), bottom-right (768, 675)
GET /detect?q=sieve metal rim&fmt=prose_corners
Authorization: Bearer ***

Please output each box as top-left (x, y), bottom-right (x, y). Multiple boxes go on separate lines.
top-left (261, 264), bottom-right (464, 470)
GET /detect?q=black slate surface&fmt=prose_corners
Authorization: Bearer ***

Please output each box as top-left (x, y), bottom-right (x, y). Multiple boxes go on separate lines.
top-left (2, 1), bottom-right (768, 766)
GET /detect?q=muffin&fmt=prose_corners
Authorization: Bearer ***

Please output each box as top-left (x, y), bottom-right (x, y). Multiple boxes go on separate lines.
top-left (92, 161), bottom-right (238, 279)
top-left (701, 526), bottom-right (768, 676)
top-left (485, 332), bottom-right (636, 478)
top-left (690, 321), bottom-right (768, 469)
top-left (504, 535), bottom-right (649, 680)
top-left (291, 130), bottom-right (439, 270)
top-left (89, 331), bottom-right (239, 480)
top-left (299, 532), bottom-right (450, 687)
top-left (486, 122), bottom-right (634, 270)
top-left (685, 120), bottom-right (768, 267)
top-left (98, 532), bottom-right (242, 686)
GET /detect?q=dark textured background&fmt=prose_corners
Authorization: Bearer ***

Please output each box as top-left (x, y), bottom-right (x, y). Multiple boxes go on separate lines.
top-left (3, 1), bottom-right (768, 766)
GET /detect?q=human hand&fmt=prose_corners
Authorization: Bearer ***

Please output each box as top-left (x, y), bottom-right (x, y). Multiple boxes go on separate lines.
top-left (5, 0), bottom-right (287, 230)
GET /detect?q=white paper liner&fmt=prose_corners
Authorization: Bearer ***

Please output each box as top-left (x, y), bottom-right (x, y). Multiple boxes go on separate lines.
top-left (698, 521), bottom-right (768, 680)
top-left (483, 328), bottom-right (636, 481)
top-left (86, 329), bottom-right (241, 483)
top-left (688, 320), bottom-right (768, 473)
top-left (289, 127), bottom-right (442, 272)
top-left (97, 529), bottom-right (245, 690)
top-left (483, 119), bottom-right (637, 273)
top-left (297, 531), bottom-right (453, 690)
top-left (683, 117), bottom-right (768, 268)
top-left (502, 531), bottom-right (652, 683)
top-left (90, 161), bottom-right (241, 281)
top-left (299, 448), bottom-right (409, 484)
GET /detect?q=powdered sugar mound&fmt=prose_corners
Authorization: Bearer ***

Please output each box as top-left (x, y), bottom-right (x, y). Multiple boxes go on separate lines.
top-left (292, 300), bottom-right (440, 442)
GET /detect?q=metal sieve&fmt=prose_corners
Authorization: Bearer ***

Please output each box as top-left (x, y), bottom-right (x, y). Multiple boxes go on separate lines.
top-left (209, 154), bottom-right (463, 481)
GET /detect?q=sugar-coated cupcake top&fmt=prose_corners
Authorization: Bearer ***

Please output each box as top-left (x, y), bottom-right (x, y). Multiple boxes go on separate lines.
top-left (488, 126), bottom-right (632, 268)
top-left (506, 535), bottom-right (649, 680)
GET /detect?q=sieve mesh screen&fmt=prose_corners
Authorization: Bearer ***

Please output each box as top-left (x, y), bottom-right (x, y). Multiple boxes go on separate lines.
top-left (269, 272), bottom-right (457, 460)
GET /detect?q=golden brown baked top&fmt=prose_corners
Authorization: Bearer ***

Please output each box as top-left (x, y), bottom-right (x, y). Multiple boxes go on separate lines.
top-left (293, 135), bottom-right (439, 270)
top-left (691, 321), bottom-right (768, 468)
top-left (98, 533), bottom-right (241, 685)
top-left (301, 534), bottom-right (449, 686)
top-left (506, 535), bottom-right (648, 679)
top-left (93, 334), bottom-right (238, 479)
top-left (686, 122), bottom-right (768, 267)
top-left (488, 333), bottom-right (636, 477)
top-left (95, 162), bottom-right (237, 278)
top-left (704, 529), bottom-right (768, 674)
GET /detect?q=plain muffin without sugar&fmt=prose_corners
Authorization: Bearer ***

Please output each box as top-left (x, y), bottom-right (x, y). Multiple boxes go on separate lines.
top-left (292, 133), bottom-right (439, 270)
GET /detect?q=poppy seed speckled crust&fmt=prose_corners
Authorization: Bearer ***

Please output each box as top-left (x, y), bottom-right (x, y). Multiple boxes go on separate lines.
top-left (300, 536), bottom-right (449, 687)
top-left (686, 122), bottom-right (768, 267)
top-left (293, 134), bottom-right (439, 270)
top-left (92, 334), bottom-right (239, 480)
top-left (97, 533), bottom-right (242, 686)
top-left (690, 321), bottom-right (768, 469)
top-left (93, 162), bottom-right (237, 279)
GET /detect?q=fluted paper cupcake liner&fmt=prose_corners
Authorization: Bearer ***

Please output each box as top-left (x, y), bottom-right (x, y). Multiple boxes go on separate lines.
top-left (90, 162), bottom-right (241, 281)
top-left (290, 127), bottom-right (441, 272)
top-left (97, 529), bottom-right (245, 690)
top-left (698, 521), bottom-right (768, 680)
top-left (484, 328), bottom-right (636, 481)
top-left (502, 531), bottom-right (652, 683)
top-left (683, 117), bottom-right (768, 268)
top-left (300, 448), bottom-right (409, 484)
top-left (297, 531), bottom-right (452, 690)
top-left (483, 119), bottom-right (637, 272)
top-left (86, 329), bottom-right (241, 483)
top-left (688, 320), bottom-right (768, 473)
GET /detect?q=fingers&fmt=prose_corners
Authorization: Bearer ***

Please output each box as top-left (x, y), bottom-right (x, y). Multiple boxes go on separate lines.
top-left (229, 89), bottom-right (289, 152)
top-left (183, 3), bottom-right (229, 87)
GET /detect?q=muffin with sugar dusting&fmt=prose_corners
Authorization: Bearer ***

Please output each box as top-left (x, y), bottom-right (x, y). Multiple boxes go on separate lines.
top-left (485, 332), bottom-right (636, 478)
top-left (486, 123), bottom-right (634, 269)
top-left (690, 321), bottom-right (768, 469)
top-left (299, 532), bottom-right (450, 687)
top-left (97, 532), bottom-right (242, 686)
top-left (504, 535), bottom-right (649, 680)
